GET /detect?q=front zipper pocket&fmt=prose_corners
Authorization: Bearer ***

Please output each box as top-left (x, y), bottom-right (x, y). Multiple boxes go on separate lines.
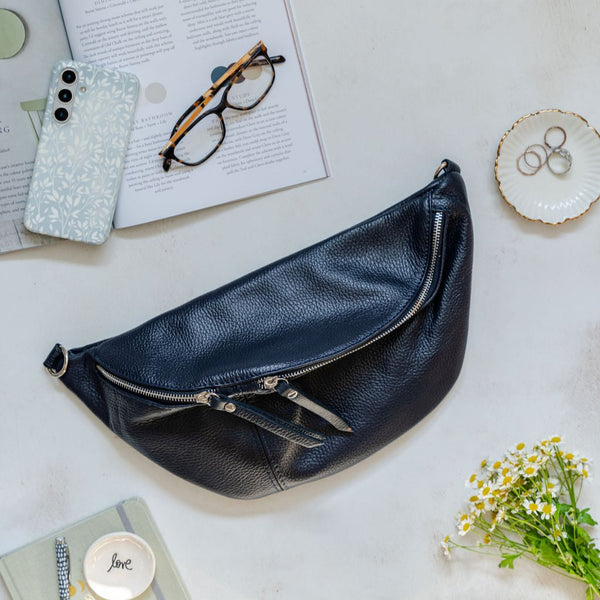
top-left (95, 210), bottom-right (445, 448)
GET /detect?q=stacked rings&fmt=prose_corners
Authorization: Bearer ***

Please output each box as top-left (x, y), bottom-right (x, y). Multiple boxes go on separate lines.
top-left (516, 126), bottom-right (572, 176)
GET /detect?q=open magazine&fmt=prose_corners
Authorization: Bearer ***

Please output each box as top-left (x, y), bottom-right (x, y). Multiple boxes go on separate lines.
top-left (0, 0), bottom-right (328, 253)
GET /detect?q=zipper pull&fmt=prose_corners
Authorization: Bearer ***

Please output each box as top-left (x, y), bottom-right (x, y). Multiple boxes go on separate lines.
top-left (204, 392), bottom-right (325, 448)
top-left (263, 377), bottom-right (353, 433)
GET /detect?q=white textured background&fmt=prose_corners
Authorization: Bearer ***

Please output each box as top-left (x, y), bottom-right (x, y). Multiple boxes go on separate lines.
top-left (2, 1), bottom-right (600, 598)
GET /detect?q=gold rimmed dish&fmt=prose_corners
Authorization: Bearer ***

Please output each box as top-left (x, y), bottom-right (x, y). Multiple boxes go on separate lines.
top-left (495, 109), bottom-right (600, 224)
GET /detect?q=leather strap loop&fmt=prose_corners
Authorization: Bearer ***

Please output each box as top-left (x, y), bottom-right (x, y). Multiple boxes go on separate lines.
top-left (44, 343), bottom-right (69, 377)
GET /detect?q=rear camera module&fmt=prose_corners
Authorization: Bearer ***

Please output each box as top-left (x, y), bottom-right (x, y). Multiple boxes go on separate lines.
top-left (54, 107), bottom-right (69, 122)
top-left (57, 88), bottom-right (73, 103)
top-left (61, 69), bottom-right (77, 84)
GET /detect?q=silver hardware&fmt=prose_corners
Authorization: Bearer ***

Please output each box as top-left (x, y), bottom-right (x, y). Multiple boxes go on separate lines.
top-left (546, 146), bottom-right (572, 175)
top-left (224, 402), bottom-right (236, 413)
top-left (96, 365), bottom-right (215, 405)
top-left (194, 391), bottom-right (214, 405)
top-left (286, 390), bottom-right (299, 399)
top-left (47, 345), bottom-right (69, 378)
top-left (263, 376), bottom-right (281, 389)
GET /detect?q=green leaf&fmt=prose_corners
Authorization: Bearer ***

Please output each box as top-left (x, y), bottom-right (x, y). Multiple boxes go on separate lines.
top-left (558, 503), bottom-right (573, 515)
top-left (499, 554), bottom-right (521, 569)
top-left (579, 509), bottom-right (598, 527)
top-left (538, 539), bottom-right (559, 565)
top-left (586, 586), bottom-right (594, 600)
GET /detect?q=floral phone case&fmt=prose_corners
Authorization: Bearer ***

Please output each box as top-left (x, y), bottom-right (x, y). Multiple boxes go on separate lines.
top-left (24, 60), bottom-right (139, 244)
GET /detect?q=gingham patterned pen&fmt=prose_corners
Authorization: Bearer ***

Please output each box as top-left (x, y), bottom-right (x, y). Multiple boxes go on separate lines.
top-left (55, 537), bottom-right (71, 600)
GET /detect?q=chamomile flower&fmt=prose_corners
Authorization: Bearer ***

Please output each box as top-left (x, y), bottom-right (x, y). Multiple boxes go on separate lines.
top-left (552, 527), bottom-right (567, 540)
top-left (441, 535), bottom-right (451, 558)
top-left (538, 502), bottom-right (556, 520)
top-left (509, 442), bottom-right (527, 455)
top-left (525, 499), bottom-right (541, 515)
top-left (489, 459), bottom-right (504, 473)
top-left (521, 463), bottom-right (541, 478)
top-left (543, 477), bottom-right (560, 498)
top-left (466, 473), bottom-right (479, 488)
top-left (577, 464), bottom-right (591, 479)
top-left (457, 518), bottom-right (473, 536)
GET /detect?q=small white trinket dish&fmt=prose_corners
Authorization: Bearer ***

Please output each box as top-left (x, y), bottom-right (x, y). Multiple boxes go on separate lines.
top-left (495, 109), bottom-right (600, 224)
top-left (83, 531), bottom-right (156, 600)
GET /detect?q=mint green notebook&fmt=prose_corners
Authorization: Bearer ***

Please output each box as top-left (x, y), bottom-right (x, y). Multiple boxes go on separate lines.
top-left (0, 498), bottom-right (190, 600)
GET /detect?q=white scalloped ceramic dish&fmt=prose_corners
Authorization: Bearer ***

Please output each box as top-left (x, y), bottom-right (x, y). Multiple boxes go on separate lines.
top-left (495, 109), bottom-right (600, 224)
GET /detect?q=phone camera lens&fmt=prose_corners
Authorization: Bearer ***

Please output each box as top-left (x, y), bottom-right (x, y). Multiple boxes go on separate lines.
top-left (54, 107), bottom-right (69, 122)
top-left (57, 89), bottom-right (72, 103)
top-left (61, 69), bottom-right (77, 84)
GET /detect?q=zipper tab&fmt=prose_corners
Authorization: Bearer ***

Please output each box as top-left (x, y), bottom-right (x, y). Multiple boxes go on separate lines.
top-left (263, 377), bottom-right (352, 433)
top-left (194, 391), bottom-right (216, 405)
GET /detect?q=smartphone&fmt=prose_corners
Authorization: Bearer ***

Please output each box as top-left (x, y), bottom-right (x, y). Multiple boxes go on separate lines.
top-left (24, 60), bottom-right (139, 244)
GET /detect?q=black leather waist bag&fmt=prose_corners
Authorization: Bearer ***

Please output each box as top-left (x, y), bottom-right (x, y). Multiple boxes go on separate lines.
top-left (44, 160), bottom-right (473, 499)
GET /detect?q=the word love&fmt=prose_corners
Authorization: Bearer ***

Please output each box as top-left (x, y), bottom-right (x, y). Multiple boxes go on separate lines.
top-left (107, 552), bottom-right (133, 573)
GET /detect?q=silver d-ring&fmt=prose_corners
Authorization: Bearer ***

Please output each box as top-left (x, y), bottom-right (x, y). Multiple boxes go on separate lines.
top-left (547, 146), bottom-right (573, 175)
top-left (544, 126), bottom-right (567, 149)
top-left (46, 345), bottom-right (69, 378)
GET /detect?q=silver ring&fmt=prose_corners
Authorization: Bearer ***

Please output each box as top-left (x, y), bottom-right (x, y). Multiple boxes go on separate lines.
top-left (46, 345), bottom-right (69, 378)
top-left (547, 146), bottom-right (572, 175)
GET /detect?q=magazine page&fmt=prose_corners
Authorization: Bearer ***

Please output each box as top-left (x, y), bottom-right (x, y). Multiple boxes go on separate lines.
top-left (58, 0), bottom-right (329, 229)
top-left (0, 2), bottom-right (71, 254)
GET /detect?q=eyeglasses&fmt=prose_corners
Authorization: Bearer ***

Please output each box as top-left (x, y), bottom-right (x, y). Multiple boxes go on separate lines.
top-left (159, 41), bottom-right (285, 172)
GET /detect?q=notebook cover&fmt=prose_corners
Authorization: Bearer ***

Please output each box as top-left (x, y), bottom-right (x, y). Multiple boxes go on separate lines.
top-left (0, 497), bottom-right (190, 599)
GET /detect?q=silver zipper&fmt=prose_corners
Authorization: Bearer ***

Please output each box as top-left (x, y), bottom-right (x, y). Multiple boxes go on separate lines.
top-left (262, 211), bottom-right (445, 388)
top-left (96, 364), bottom-right (215, 405)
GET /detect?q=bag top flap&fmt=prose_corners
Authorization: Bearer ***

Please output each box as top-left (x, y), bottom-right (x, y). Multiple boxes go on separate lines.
top-left (91, 173), bottom-right (465, 391)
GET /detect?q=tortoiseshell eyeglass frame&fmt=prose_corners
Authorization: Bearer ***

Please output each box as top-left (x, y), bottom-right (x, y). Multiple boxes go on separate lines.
top-left (159, 41), bottom-right (285, 172)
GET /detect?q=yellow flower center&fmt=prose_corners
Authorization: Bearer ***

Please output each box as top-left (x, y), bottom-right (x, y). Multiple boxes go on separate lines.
top-left (462, 522), bottom-right (470, 533)
top-left (565, 453), bottom-right (575, 461)
top-left (527, 455), bottom-right (538, 463)
top-left (542, 504), bottom-right (553, 515)
top-left (477, 480), bottom-right (484, 489)
top-left (483, 535), bottom-right (491, 544)
top-left (482, 486), bottom-right (491, 496)
top-left (528, 503), bottom-right (538, 512)
top-left (524, 466), bottom-right (535, 475)
top-left (469, 473), bottom-right (477, 483)
top-left (502, 476), bottom-right (513, 485)
top-left (493, 461), bottom-right (502, 470)
top-left (475, 502), bottom-right (485, 511)
top-left (550, 436), bottom-right (562, 443)
top-left (469, 495), bottom-right (479, 503)
top-left (516, 443), bottom-right (525, 451)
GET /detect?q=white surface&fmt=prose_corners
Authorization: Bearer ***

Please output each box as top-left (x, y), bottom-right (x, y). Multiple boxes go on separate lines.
top-left (1, 1), bottom-right (600, 599)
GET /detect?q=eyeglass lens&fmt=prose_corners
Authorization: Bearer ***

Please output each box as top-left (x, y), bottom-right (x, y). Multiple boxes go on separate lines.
top-left (174, 58), bottom-right (275, 165)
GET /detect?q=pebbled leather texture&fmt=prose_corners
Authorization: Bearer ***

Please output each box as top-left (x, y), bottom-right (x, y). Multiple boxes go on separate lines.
top-left (46, 160), bottom-right (473, 499)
